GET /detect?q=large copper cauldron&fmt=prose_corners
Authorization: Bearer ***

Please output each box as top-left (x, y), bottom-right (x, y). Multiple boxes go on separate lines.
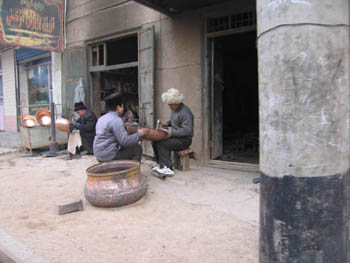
top-left (125, 124), bottom-right (168, 141)
top-left (84, 160), bottom-right (147, 207)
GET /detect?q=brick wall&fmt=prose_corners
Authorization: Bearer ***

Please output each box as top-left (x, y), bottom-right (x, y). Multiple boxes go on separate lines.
top-left (2, 49), bottom-right (17, 132)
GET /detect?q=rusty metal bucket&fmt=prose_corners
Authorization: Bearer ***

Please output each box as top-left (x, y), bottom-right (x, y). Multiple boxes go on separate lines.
top-left (84, 160), bottom-right (147, 207)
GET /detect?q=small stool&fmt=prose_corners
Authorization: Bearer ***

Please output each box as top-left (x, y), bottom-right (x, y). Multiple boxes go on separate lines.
top-left (173, 149), bottom-right (197, 171)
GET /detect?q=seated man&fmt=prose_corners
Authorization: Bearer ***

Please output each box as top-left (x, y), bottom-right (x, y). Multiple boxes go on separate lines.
top-left (69, 102), bottom-right (97, 155)
top-left (93, 92), bottom-right (149, 162)
top-left (152, 88), bottom-right (194, 177)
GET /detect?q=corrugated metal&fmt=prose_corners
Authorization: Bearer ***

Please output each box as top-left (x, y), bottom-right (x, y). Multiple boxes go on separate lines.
top-left (16, 48), bottom-right (49, 62)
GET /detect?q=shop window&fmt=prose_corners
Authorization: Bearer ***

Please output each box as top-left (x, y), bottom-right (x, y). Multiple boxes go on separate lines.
top-left (91, 43), bottom-right (106, 67)
top-left (27, 63), bottom-right (51, 115)
top-left (89, 35), bottom-right (137, 70)
top-left (106, 35), bottom-right (138, 65)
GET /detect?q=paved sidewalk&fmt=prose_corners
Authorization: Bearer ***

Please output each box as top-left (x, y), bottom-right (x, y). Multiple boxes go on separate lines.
top-left (0, 147), bottom-right (19, 156)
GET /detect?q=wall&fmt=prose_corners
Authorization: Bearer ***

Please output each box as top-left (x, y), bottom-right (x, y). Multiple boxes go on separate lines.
top-left (65, 0), bottom-right (203, 157)
top-left (2, 49), bottom-right (17, 132)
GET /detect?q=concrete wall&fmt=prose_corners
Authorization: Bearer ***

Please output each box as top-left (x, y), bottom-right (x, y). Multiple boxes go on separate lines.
top-left (2, 49), bottom-right (17, 132)
top-left (65, 0), bottom-right (203, 157)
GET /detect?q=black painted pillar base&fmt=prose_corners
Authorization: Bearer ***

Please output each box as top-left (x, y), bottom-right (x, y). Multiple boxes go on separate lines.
top-left (260, 170), bottom-right (350, 263)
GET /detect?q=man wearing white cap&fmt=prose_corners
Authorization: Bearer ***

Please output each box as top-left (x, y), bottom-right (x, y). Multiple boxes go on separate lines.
top-left (152, 88), bottom-right (194, 177)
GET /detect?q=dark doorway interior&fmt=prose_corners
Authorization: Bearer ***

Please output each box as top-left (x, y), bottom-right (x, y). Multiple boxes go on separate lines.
top-left (212, 31), bottom-right (259, 164)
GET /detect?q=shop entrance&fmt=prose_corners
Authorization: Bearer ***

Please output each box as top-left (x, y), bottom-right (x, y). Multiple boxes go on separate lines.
top-left (88, 27), bottom-right (155, 155)
top-left (209, 30), bottom-right (259, 165)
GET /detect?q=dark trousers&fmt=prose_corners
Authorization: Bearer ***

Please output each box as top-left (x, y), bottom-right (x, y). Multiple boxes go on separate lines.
top-left (152, 137), bottom-right (192, 169)
top-left (114, 143), bottom-right (142, 161)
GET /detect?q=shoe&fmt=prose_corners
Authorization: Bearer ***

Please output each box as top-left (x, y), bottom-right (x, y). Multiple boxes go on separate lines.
top-left (155, 166), bottom-right (174, 177)
top-left (252, 177), bottom-right (260, 184)
top-left (152, 165), bottom-right (160, 171)
top-left (80, 150), bottom-right (89, 156)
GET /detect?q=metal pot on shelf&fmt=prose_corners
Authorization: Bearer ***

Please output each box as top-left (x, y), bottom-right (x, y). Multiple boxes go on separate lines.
top-left (35, 109), bottom-right (51, 126)
top-left (21, 115), bottom-right (37, 128)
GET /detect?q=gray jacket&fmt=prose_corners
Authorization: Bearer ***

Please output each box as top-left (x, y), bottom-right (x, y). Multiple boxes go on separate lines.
top-left (168, 103), bottom-right (194, 138)
top-left (93, 111), bottom-right (140, 161)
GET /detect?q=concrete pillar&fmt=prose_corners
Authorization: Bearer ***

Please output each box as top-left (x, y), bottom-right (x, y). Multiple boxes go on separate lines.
top-left (2, 49), bottom-right (17, 132)
top-left (257, 1), bottom-right (350, 262)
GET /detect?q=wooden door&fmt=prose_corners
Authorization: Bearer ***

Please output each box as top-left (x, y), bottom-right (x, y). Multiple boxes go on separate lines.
top-left (210, 38), bottom-right (223, 159)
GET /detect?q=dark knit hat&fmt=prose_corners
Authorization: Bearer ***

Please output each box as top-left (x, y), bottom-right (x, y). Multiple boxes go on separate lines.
top-left (74, 102), bottom-right (86, 111)
top-left (104, 92), bottom-right (124, 110)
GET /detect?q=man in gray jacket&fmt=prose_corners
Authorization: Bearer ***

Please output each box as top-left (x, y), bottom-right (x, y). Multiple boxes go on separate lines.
top-left (152, 88), bottom-right (194, 177)
top-left (93, 92), bottom-right (149, 162)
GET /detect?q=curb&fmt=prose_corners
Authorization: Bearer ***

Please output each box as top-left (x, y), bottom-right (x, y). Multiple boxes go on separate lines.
top-left (0, 229), bottom-right (47, 263)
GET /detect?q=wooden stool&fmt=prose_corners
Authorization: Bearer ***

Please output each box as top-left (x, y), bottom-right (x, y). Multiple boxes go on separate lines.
top-left (173, 149), bottom-right (197, 171)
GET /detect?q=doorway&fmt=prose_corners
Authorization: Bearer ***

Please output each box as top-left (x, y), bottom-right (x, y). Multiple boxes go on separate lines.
top-left (209, 31), bottom-right (259, 165)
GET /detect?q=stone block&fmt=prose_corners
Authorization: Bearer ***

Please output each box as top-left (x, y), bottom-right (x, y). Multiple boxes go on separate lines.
top-left (56, 200), bottom-right (84, 215)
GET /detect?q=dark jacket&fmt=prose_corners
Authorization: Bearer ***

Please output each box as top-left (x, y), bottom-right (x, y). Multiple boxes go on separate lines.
top-left (78, 110), bottom-right (97, 154)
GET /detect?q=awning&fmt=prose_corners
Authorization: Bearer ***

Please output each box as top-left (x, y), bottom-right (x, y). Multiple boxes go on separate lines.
top-left (132, 0), bottom-right (230, 15)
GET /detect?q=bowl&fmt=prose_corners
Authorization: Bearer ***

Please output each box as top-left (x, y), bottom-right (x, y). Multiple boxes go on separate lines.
top-left (125, 124), bottom-right (168, 141)
top-left (21, 115), bottom-right (37, 128)
top-left (35, 109), bottom-right (51, 126)
top-left (56, 118), bottom-right (71, 133)
top-left (144, 128), bottom-right (168, 141)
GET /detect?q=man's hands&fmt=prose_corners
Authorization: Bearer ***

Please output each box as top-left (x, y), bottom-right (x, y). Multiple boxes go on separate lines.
top-left (159, 127), bottom-right (171, 138)
top-left (138, 128), bottom-right (150, 137)
top-left (69, 122), bottom-right (81, 132)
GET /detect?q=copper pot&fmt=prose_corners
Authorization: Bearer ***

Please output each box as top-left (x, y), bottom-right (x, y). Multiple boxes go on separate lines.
top-left (56, 118), bottom-right (71, 133)
top-left (21, 115), bottom-right (37, 128)
top-left (125, 124), bottom-right (168, 141)
top-left (35, 109), bottom-right (51, 126)
top-left (84, 160), bottom-right (147, 207)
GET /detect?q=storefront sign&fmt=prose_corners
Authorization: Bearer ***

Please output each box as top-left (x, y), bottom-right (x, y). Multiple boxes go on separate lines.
top-left (0, 0), bottom-right (63, 52)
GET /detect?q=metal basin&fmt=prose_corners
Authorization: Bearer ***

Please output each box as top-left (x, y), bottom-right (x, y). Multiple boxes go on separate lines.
top-left (125, 124), bottom-right (168, 141)
top-left (84, 160), bottom-right (147, 207)
top-left (56, 118), bottom-right (70, 133)
top-left (21, 115), bottom-right (37, 128)
top-left (35, 109), bottom-right (51, 126)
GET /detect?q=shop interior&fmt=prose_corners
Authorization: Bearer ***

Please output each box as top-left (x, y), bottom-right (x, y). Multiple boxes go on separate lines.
top-left (90, 35), bottom-right (139, 119)
top-left (100, 67), bottom-right (139, 120)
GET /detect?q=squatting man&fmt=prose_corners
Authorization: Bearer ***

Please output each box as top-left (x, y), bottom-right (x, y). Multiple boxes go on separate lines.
top-left (93, 92), bottom-right (150, 162)
top-left (69, 101), bottom-right (97, 155)
top-left (152, 88), bottom-right (194, 177)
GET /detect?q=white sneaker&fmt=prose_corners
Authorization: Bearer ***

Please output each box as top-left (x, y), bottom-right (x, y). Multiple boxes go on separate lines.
top-left (155, 166), bottom-right (174, 177)
top-left (152, 165), bottom-right (160, 171)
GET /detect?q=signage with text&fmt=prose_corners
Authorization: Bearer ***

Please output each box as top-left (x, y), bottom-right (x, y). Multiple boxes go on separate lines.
top-left (0, 0), bottom-right (63, 52)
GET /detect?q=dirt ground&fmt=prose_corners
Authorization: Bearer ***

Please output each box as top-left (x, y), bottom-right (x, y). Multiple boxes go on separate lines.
top-left (0, 151), bottom-right (259, 263)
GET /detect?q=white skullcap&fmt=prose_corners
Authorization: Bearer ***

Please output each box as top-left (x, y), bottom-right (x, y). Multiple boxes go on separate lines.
top-left (161, 88), bottom-right (184, 104)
